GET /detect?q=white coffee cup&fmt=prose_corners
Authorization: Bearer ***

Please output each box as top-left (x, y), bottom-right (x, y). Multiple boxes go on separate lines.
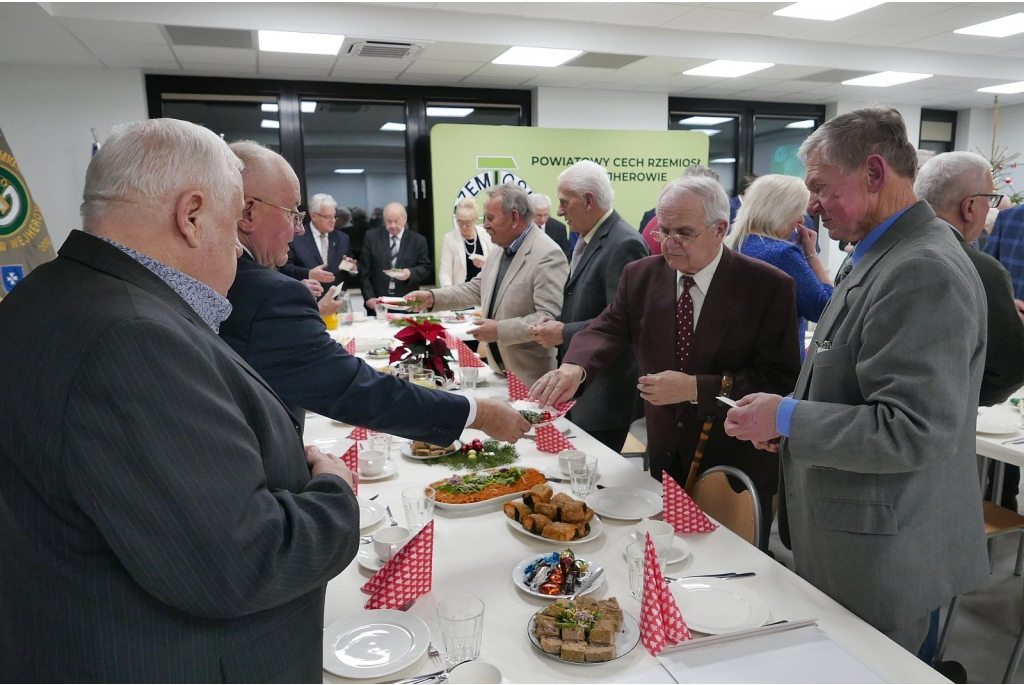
top-left (636, 519), bottom-right (675, 567)
top-left (358, 449), bottom-right (386, 476)
top-left (373, 526), bottom-right (412, 562)
top-left (558, 449), bottom-right (587, 476)
top-left (448, 660), bottom-right (502, 684)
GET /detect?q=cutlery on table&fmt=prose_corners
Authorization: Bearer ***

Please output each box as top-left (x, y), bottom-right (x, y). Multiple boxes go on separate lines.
top-left (385, 505), bottom-right (399, 527)
top-left (544, 475), bottom-right (606, 490)
top-left (1003, 437), bottom-right (1024, 445)
top-left (359, 536), bottom-right (373, 544)
top-left (667, 572), bottom-right (756, 582)
top-left (396, 660), bottom-right (469, 684)
top-left (427, 642), bottom-right (443, 669)
top-left (369, 494), bottom-right (380, 500)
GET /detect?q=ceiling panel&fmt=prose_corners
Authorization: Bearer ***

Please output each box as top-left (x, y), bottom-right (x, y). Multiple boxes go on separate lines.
top-left (172, 46), bottom-right (255, 66)
top-left (59, 17), bottom-right (168, 44)
top-left (516, 2), bottom-right (605, 21)
top-left (402, 59), bottom-right (486, 76)
top-left (590, 3), bottom-right (693, 27)
top-left (417, 42), bottom-right (508, 62)
top-left (661, 6), bottom-right (765, 32)
top-left (82, 40), bottom-right (177, 66)
top-left (181, 63), bottom-right (257, 75)
top-left (332, 56), bottom-right (418, 73)
top-left (728, 15), bottom-right (817, 39)
top-left (0, 3), bottom-right (103, 66)
top-left (909, 5), bottom-right (1017, 32)
top-left (259, 64), bottom-right (333, 77)
top-left (258, 51), bottom-right (337, 69)
top-left (460, 75), bottom-right (531, 86)
top-left (468, 63), bottom-right (548, 79)
top-left (780, 20), bottom-right (879, 42)
top-left (395, 72), bottom-right (464, 85)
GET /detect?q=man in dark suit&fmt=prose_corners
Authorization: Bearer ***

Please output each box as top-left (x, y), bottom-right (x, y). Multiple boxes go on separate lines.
top-left (532, 175), bottom-right (801, 547)
top-left (222, 141), bottom-right (528, 441)
top-left (532, 193), bottom-right (570, 261)
top-left (529, 161), bottom-right (650, 451)
top-left (280, 193), bottom-right (358, 294)
top-left (359, 202), bottom-right (432, 312)
top-left (0, 119), bottom-right (359, 681)
top-left (343, 206), bottom-right (372, 262)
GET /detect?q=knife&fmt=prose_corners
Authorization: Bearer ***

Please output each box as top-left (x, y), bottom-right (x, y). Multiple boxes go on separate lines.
top-left (544, 475), bottom-right (605, 490)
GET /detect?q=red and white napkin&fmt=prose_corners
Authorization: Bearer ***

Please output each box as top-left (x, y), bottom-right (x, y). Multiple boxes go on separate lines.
top-left (340, 443), bottom-right (358, 495)
top-left (444, 331), bottom-right (486, 368)
top-left (362, 521), bottom-right (434, 609)
top-left (344, 338), bottom-right (356, 355)
top-left (347, 427), bottom-right (368, 441)
top-left (640, 532), bottom-right (692, 655)
top-left (662, 472), bottom-right (718, 534)
top-left (506, 370), bottom-right (532, 401)
top-left (534, 424), bottom-right (576, 454)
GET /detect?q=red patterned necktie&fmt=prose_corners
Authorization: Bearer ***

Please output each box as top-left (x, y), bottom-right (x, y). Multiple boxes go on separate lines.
top-left (677, 276), bottom-right (696, 371)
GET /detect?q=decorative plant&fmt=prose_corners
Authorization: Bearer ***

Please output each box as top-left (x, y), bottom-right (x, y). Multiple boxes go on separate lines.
top-left (389, 320), bottom-right (454, 379)
top-left (979, 95), bottom-right (1024, 205)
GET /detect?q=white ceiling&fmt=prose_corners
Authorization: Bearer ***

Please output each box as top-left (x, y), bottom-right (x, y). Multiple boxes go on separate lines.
top-left (2, 2), bottom-right (1024, 109)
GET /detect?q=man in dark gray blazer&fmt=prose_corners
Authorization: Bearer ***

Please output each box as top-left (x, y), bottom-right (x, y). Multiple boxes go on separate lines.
top-left (359, 202), bottom-right (432, 312)
top-left (0, 119), bottom-right (359, 682)
top-left (529, 161), bottom-right (650, 451)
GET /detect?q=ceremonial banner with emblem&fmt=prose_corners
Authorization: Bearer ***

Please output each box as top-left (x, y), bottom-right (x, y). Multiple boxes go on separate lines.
top-left (0, 126), bottom-right (55, 299)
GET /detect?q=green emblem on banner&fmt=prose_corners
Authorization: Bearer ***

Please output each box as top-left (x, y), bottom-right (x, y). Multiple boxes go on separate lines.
top-left (0, 164), bottom-right (30, 238)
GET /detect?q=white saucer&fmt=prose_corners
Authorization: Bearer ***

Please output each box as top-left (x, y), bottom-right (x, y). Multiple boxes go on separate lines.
top-left (668, 577), bottom-right (770, 635)
top-left (978, 416), bottom-right (1019, 437)
top-left (358, 498), bottom-right (386, 530)
top-left (356, 544), bottom-right (387, 572)
top-left (586, 488), bottom-right (663, 520)
top-left (359, 462), bottom-right (398, 482)
top-left (618, 532), bottom-right (690, 565)
top-left (322, 609), bottom-right (430, 679)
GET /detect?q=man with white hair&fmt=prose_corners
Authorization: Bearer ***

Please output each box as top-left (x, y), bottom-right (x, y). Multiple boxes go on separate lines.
top-left (0, 119), bottom-right (360, 681)
top-left (532, 174), bottom-right (800, 547)
top-left (531, 192), bottom-right (570, 260)
top-left (529, 160), bottom-right (650, 451)
top-left (280, 192), bottom-right (358, 295)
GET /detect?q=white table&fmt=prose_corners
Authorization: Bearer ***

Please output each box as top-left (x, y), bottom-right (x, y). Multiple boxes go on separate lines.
top-left (977, 400), bottom-right (1024, 470)
top-left (307, 336), bottom-right (942, 683)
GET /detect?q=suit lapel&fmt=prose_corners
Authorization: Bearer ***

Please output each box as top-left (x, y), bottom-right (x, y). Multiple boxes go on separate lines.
top-left (566, 212), bottom-right (616, 290)
top-left (687, 248), bottom-right (733, 375)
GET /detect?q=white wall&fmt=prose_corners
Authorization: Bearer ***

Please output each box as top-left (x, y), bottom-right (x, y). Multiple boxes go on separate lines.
top-left (0, 64), bottom-right (147, 249)
top-left (533, 87), bottom-right (668, 131)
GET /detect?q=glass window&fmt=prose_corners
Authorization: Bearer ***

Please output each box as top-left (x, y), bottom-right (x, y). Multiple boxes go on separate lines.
top-left (301, 100), bottom-right (408, 219)
top-left (425, 103), bottom-right (522, 133)
top-left (752, 116), bottom-right (817, 180)
top-left (669, 113), bottom-right (739, 196)
top-left (161, 97), bottom-right (281, 151)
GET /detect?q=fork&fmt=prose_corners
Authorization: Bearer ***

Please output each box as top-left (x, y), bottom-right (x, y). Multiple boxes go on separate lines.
top-left (385, 505), bottom-right (399, 526)
top-left (427, 642), bottom-right (443, 667)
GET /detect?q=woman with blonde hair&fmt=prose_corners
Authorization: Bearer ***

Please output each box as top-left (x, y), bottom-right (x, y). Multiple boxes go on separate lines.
top-left (729, 174), bottom-right (832, 359)
top-left (439, 196), bottom-right (493, 287)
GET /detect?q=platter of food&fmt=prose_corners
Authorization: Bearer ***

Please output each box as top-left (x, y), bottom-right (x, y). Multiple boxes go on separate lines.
top-left (504, 486), bottom-right (602, 543)
top-left (364, 345), bottom-right (392, 359)
top-left (513, 549), bottom-right (604, 599)
top-left (399, 440), bottom-right (462, 460)
top-left (378, 296), bottom-right (411, 310)
top-left (430, 467), bottom-right (548, 511)
top-left (528, 597), bottom-right (640, 664)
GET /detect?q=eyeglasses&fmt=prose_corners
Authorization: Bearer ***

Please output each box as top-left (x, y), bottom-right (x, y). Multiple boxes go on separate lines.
top-left (250, 197), bottom-right (306, 227)
top-left (972, 193), bottom-right (1005, 209)
top-left (655, 222), bottom-right (717, 246)
top-left (312, 211), bottom-right (337, 222)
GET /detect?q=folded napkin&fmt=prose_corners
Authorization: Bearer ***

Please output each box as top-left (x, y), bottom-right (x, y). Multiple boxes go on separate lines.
top-left (640, 532), bottom-right (692, 655)
top-left (444, 331), bottom-right (486, 368)
top-left (534, 423), bottom-right (576, 454)
top-left (347, 427), bottom-right (368, 441)
top-left (662, 472), bottom-right (718, 534)
top-left (506, 370), bottom-right (531, 401)
top-left (344, 338), bottom-right (356, 355)
top-left (362, 521), bottom-right (434, 609)
top-left (340, 443), bottom-right (358, 495)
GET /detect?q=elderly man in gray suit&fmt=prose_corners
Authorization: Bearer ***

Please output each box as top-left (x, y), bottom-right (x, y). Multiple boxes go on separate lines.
top-left (529, 161), bottom-right (650, 451)
top-left (724, 106), bottom-right (989, 663)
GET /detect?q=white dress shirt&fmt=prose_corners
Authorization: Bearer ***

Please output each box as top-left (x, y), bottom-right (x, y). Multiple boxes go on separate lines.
top-left (675, 244), bottom-right (724, 331)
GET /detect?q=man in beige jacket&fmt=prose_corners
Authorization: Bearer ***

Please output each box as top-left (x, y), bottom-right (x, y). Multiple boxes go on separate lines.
top-left (407, 184), bottom-right (568, 386)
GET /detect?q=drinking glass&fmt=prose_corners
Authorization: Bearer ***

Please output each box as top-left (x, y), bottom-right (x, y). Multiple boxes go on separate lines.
top-left (375, 302), bottom-right (388, 319)
top-left (403, 486), bottom-right (435, 533)
top-left (411, 369), bottom-right (435, 389)
top-left (436, 595), bottom-right (485, 666)
top-left (625, 541), bottom-right (646, 600)
top-left (635, 519), bottom-right (674, 570)
top-left (369, 431), bottom-right (393, 462)
top-left (322, 313), bottom-right (339, 330)
top-left (458, 366), bottom-right (479, 390)
top-left (569, 456), bottom-right (599, 498)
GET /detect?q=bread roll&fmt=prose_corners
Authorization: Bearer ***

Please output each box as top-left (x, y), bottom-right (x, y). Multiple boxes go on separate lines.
top-left (523, 484), bottom-right (553, 507)
top-left (541, 522), bottom-right (577, 542)
top-left (523, 513), bottom-right (553, 535)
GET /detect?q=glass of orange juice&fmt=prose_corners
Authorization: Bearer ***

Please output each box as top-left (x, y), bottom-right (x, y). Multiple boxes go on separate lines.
top-left (322, 313), bottom-right (339, 330)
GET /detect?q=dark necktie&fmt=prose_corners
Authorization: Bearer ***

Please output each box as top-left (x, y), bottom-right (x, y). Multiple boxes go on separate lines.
top-left (677, 276), bottom-right (696, 371)
top-left (318, 232), bottom-right (329, 263)
top-left (834, 255), bottom-right (854, 286)
top-left (390, 236), bottom-right (399, 268)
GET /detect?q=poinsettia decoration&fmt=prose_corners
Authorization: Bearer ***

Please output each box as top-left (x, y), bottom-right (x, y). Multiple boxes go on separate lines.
top-left (389, 320), bottom-right (455, 380)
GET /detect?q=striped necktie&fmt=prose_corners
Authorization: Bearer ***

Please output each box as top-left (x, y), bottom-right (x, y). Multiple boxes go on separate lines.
top-left (390, 235), bottom-right (399, 268)
top-left (318, 232), bottom-right (329, 263)
top-left (570, 237), bottom-right (587, 276)
top-left (834, 255), bottom-right (854, 286)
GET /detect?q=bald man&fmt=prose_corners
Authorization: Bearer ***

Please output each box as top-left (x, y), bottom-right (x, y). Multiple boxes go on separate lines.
top-left (359, 202), bottom-right (433, 313)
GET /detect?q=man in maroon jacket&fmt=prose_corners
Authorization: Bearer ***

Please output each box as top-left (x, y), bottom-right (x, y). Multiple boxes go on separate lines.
top-left (531, 175), bottom-right (801, 548)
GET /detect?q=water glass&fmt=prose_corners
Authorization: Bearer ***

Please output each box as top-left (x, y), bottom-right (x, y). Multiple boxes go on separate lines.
top-left (369, 431), bottom-right (393, 461)
top-left (569, 456), bottom-right (599, 498)
top-left (458, 366), bottom-right (479, 390)
top-left (375, 302), bottom-right (388, 319)
top-left (403, 486), bottom-right (435, 532)
top-left (411, 369), bottom-right (435, 389)
top-left (625, 541), bottom-right (646, 600)
top-left (436, 595), bottom-right (485, 666)
top-left (635, 519), bottom-right (674, 570)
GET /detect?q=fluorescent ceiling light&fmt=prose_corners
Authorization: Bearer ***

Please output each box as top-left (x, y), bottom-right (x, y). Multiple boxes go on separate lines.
top-left (710, 158), bottom-right (736, 164)
top-left (301, 101), bottom-right (317, 114)
top-left (380, 122), bottom-right (407, 132)
top-left (258, 29), bottom-right (345, 56)
top-left (842, 71), bottom-right (932, 87)
top-left (979, 81), bottom-right (1024, 94)
top-left (786, 119), bottom-right (816, 129)
top-left (261, 103), bottom-right (279, 113)
top-left (679, 116), bottom-right (733, 126)
top-left (492, 46), bottom-right (582, 67)
top-left (684, 60), bottom-right (774, 78)
top-left (955, 13), bottom-right (1024, 38)
top-left (260, 119), bottom-right (280, 129)
top-left (691, 129), bottom-right (721, 137)
top-left (426, 107), bottom-right (475, 117)
top-left (334, 168), bottom-right (364, 174)
top-left (774, 1), bottom-right (885, 21)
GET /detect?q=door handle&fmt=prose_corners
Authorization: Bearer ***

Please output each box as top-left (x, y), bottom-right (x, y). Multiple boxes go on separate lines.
top-left (412, 180), bottom-right (418, 200)
top-left (420, 179), bottom-right (427, 198)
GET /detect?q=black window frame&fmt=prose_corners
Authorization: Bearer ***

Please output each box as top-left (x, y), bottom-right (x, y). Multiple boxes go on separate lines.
top-left (919, 108), bottom-right (958, 153)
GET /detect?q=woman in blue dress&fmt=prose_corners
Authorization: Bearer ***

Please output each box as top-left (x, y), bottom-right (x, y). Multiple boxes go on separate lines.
top-left (727, 174), bottom-right (833, 360)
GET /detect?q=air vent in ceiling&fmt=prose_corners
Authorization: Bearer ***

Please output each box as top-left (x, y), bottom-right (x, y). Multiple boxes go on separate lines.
top-left (164, 25), bottom-right (253, 49)
top-left (565, 53), bottom-right (644, 69)
top-left (344, 40), bottom-right (430, 59)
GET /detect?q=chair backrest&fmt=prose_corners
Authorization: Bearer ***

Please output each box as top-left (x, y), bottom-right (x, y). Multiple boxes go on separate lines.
top-left (690, 466), bottom-right (762, 549)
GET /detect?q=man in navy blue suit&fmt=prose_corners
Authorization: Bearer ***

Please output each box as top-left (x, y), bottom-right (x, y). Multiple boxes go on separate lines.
top-left (280, 193), bottom-right (359, 297)
top-left (220, 141), bottom-right (529, 442)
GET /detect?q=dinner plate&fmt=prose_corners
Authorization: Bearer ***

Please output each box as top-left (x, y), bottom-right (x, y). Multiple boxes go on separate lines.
top-left (525, 418), bottom-right (571, 438)
top-left (358, 498), bottom-right (386, 530)
top-left (379, 296), bottom-right (411, 310)
top-left (527, 610), bottom-right (640, 664)
top-left (668, 577), bottom-right (770, 635)
top-left (359, 461), bottom-right (398, 482)
top-left (513, 553), bottom-right (604, 599)
top-left (586, 488), bottom-right (663, 520)
top-left (618, 533), bottom-right (690, 565)
top-left (399, 440), bottom-right (462, 461)
top-left (977, 416), bottom-right (1019, 436)
top-left (505, 511), bottom-right (603, 544)
top-left (356, 544), bottom-right (386, 572)
top-left (322, 609), bottom-right (430, 679)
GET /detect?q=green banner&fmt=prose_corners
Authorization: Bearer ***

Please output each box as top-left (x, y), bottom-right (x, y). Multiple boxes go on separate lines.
top-left (429, 124), bottom-right (708, 273)
top-left (0, 127), bottom-right (55, 298)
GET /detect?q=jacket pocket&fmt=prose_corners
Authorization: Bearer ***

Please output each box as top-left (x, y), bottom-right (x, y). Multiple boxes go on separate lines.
top-left (811, 342), bottom-right (851, 366)
top-left (813, 499), bottom-right (898, 535)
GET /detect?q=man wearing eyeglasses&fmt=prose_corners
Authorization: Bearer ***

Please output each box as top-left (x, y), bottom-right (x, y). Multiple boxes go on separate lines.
top-left (531, 174), bottom-right (801, 548)
top-left (280, 193), bottom-right (358, 296)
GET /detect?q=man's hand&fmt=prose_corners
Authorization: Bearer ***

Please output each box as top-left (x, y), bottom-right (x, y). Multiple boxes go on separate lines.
top-left (388, 268), bottom-right (412, 281)
top-left (470, 398), bottom-right (531, 443)
top-left (405, 290), bottom-right (434, 312)
top-left (469, 318), bottom-right (499, 343)
top-left (366, 298), bottom-right (379, 311)
top-left (318, 286), bottom-right (342, 316)
top-left (724, 393), bottom-right (784, 450)
top-left (305, 445), bottom-right (356, 488)
top-left (309, 264), bottom-right (335, 283)
top-left (340, 256), bottom-right (358, 274)
top-left (470, 254), bottom-right (486, 268)
top-left (530, 364), bottom-right (584, 408)
top-left (638, 371), bottom-right (696, 406)
top-left (1015, 299), bottom-right (1024, 323)
top-left (528, 319), bottom-right (564, 348)
top-left (302, 278), bottom-right (324, 298)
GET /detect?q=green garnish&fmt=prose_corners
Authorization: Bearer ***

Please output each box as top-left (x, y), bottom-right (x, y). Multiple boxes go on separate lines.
top-left (435, 467), bottom-right (525, 494)
top-left (519, 410), bottom-right (544, 424)
top-left (426, 439), bottom-right (519, 470)
top-left (389, 316), bottom-right (441, 327)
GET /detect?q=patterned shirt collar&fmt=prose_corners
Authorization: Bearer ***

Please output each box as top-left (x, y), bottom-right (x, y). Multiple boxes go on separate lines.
top-left (505, 224), bottom-right (533, 257)
top-left (98, 236), bottom-right (232, 333)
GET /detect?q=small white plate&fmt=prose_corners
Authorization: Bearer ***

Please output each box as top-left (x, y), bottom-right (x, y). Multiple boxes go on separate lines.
top-left (586, 488), bottom-right (663, 520)
top-left (978, 416), bottom-right (1019, 437)
top-left (618, 533), bottom-right (690, 565)
top-left (322, 609), bottom-right (430, 679)
top-left (379, 295), bottom-right (410, 310)
top-left (356, 544), bottom-right (386, 572)
top-left (399, 440), bottom-right (462, 461)
top-left (668, 577), bottom-right (770, 635)
top-left (359, 461), bottom-right (398, 482)
top-left (358, 498), bottom-right (386, 530)
top-left (505, 511), bottom-right (603, 544)
top-left (512, 553), bottom-right (604, 599)
top-left (527, 611), bottom-right (641, 664)
top-left (525, 418), bottom-right (571, 438)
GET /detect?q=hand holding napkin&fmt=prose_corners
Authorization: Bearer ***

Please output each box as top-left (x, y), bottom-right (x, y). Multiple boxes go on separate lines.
top-left (662, 472), bottom-right (718, 534)
top-left (361, 521), bottom-right (434, 610)
top-left (640, 532), bottom-right (692, 655)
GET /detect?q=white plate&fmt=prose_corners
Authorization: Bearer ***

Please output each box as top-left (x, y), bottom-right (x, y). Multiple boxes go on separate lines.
top-left (356, 544), bottom-right (386, 572)
top-left (322, 609), bottom-right (430, 679)
top-left (527, 610), bottom-right (640, 664)
top-left (513, 553), bottom-right (604, 599)
top-left (668, 577), bottom-right (770, 635)
top-left (504, 511), bottom-right (603, 544)
top-left (586, 488), bottom-right (663, 520)
top-left (379, 296), bottom-right (410, 310)
top-left (358, 498), bottom-right (386, 530)
top-left (399, 440), bottom-right (462, 461)
top-left (359, 461), bottom-right (398, 482)
top-left (978, 416), bottom-right (1019, 436)
top-left (525, 418), bottom-right (571, 438)
top-left (618, 533), bottom-right (690, 565)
